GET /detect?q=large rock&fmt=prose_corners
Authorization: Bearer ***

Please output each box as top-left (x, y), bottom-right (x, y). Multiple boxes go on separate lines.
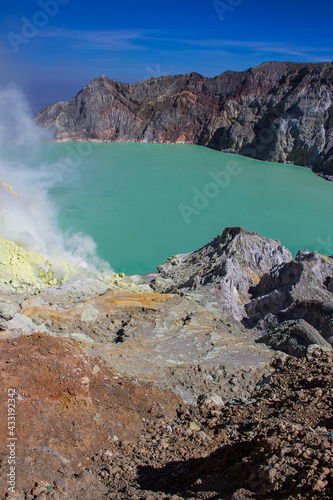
top-left (257, 319), bottom-right (333, 357)
top-left (35, 61), bottom-right (333, 176)
top-left (245, 250), bottom-right (333, 341)
top-left (0, 299), bottom-right (19, 320)
top-left (150, 227), bottom-right (292, 320)
top-left (4, 312), bottom-right (46, 335)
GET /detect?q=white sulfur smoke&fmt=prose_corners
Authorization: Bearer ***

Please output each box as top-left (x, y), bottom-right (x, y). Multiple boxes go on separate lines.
top-left (0, 86), bottom-right (111, 278)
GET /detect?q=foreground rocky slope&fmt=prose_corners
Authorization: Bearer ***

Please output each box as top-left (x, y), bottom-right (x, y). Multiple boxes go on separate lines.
top-left (35, 61), bottom-right (333, 175)
top-left (73, 348), bottom-right (333, 500)
top-left (0, 227), bottom-right (333, 498)
top-left (1, 339), bottom-right (332, 499)
top-left (0, 333), bottom-right (180, 496)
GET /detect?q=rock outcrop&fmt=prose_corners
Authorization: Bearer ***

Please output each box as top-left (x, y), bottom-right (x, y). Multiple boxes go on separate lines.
top-left (145, 228), bottom-right (333, 350)
top-left (245, 249), bottom-right (333, 340)
top-left (150, 226), bottom-right (292, 321)
top-left (35, 61), bottom-right (333, 175)
top-left (0, 237), bottom-right (58, 293)
top-left (257, 319), bottom-right (333, 357)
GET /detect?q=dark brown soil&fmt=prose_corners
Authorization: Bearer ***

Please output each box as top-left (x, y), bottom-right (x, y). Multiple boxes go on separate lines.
top-left (1, 334), bottom-right (332, 499)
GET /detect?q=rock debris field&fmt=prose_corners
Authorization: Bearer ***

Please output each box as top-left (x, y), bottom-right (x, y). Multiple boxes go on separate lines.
top-left (1, 347), bottom-right (332, 499)
top-left (94, 349), bottom-right (333, 500)
top-left (0, 227), bottom-right (333, 499)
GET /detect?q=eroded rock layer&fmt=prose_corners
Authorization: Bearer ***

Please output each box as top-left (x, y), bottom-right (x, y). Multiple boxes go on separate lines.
top-left (35, 61), bottom-right (333, 175)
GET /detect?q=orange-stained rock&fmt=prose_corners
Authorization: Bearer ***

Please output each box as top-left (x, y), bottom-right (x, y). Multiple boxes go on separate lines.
top-left (22, 289), bottom-right (174, 326)
top-left (0, 333), bottom-right (180, 495)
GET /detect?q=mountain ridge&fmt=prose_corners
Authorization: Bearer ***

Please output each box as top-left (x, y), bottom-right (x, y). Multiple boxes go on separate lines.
top-left (35, 61), bottom-right (333, 176)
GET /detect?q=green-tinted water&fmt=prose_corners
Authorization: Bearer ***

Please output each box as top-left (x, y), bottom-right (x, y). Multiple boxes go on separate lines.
top-left (6, 143), bottom-right (333, 274)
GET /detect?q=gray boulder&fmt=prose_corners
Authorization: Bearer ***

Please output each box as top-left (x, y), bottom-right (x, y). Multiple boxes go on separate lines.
top-left (257, 319), bottom-right (333, 357)
top-left (0, 300), bottom-right (20, 320)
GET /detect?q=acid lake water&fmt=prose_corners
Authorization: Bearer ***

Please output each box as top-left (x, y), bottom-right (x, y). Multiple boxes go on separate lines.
top-left (5, 142), bottom-right (333, 274)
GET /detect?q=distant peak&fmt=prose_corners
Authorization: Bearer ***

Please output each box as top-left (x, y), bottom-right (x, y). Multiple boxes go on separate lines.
top-left (95, 74), bottom-right (110, 82)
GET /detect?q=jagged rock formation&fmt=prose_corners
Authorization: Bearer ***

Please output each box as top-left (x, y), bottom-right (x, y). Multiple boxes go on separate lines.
top-left (35, 61), bottom-right (333, 175)
top-left (148, 227), bottom-right (333, 352)
top-left (245, 249), bottom-right (333, 341)
top-left (150, 226), bottom-right (293, 321)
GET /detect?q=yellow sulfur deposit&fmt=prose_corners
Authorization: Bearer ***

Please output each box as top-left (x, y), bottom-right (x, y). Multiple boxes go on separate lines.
top-left (0, 236), bottom-right (58, 292)
top-left (0, 180), bottom-right (22, 198)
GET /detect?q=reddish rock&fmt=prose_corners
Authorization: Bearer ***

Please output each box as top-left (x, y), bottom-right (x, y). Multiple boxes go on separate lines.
top-left (0, 333), bottom-right (180, 496)
top-left (35, 61), bottom-right (333, 176)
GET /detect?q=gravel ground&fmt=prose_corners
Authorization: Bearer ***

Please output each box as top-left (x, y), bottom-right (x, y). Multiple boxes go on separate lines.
top-left (17, 347), bottom-right (333, 500)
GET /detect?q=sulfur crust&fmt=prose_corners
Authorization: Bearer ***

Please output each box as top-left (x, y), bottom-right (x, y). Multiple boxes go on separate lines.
top-left (0, 236), bottom-right (130, 295)
top-left (0, 236), bottom-right (60, 291)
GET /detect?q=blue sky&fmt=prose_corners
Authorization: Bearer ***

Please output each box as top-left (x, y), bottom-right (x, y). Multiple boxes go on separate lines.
top-left (1, 0), bottom-right (332, 112)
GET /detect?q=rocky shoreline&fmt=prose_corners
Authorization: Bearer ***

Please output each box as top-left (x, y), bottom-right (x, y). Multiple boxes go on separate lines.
top-left (44, 137), bottom-right (333, 184)
top-left (0, 227), bottom-right (333, 498)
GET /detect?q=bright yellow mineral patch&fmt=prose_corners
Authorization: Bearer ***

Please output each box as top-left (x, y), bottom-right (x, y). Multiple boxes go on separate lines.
top-left (0, 180), bottom-right (22, 198)
top-left (0, 236), bottom-right (58, 291)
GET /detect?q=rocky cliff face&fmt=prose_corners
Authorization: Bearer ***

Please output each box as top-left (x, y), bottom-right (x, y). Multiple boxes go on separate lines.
top-left (35, 61), bottom-right (333, 175)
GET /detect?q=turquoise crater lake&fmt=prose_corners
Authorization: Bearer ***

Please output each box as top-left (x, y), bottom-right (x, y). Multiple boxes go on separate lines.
top-left (8, 143), bottom-right (333, 274)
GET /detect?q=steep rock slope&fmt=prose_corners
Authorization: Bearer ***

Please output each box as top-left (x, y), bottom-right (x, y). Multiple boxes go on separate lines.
top-left (35, 61), bottom-right (333, 175)
top-left (147, 227), bottom-right (333, 353)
